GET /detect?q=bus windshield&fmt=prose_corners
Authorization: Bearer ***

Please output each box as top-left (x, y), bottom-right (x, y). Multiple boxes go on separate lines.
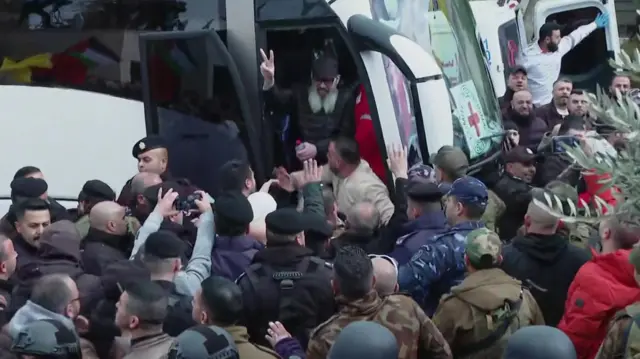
top-left (370, 0), bottom-right (504, 161)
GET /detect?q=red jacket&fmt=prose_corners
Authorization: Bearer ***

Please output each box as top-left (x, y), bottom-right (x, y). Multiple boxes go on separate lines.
top-left (558, 249), bottom-right (640, 359)
top-left (578, 171), bottom-right (618, 215)
top-left (354, 84), bottom-right (386, 182)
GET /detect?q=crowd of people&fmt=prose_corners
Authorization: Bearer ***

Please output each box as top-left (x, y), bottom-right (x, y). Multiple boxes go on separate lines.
top-left (0, 8), bottom-right (639, 359)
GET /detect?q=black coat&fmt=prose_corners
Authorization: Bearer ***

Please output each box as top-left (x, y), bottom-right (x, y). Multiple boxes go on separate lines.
top-left (81, 228), bottom-right (131, 276)
top-left (493, 174), bottom-right (534, 240)
top-left (501, 233), bottom-right (591, 326)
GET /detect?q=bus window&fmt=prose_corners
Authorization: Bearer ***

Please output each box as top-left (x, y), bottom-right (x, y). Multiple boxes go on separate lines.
top-left (0, 0), bottom-right (221, 30)
top-left (498, 19), bottom-right (520, 84)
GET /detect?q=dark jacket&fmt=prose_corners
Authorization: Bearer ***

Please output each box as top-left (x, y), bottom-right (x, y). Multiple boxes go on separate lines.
top-left (378, 178), bottom-right (411, 254)
top-left (210, 235), bottom-right (264, 280)
top-left (499, 88), bottom-right (516, 111)
top-left (501, 233), bottom-right (591, 326)
top-left (0, 280), bottom-right (13, 327)
top-left (12, 235), bottom-right (39, 274)
top-left (493, 174), bottom-right (534, 240)
top-left (11, 221), bottom-right (103, 316)
top-left (534, 142), bottom-right (581, 187)
top-left (389, 211), bottom-right (448, 265)
top-left (81, 228), bottom-right (131, 277)
top-left (237, 243), bottom-right (335, 349)
top-left (327, 231), bottom-right (380, 259)
top-left (535, 103), bottom-right (568, 130)
top-left (502, 108), bottom-right (548, 151)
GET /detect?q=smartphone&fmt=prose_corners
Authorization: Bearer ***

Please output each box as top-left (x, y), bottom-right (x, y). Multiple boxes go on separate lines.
top-left (552, 135), bottom-right (579, 153)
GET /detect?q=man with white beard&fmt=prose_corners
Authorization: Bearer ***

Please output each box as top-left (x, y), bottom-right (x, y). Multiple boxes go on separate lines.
top-left (260, 47), bottom-right (355, 165)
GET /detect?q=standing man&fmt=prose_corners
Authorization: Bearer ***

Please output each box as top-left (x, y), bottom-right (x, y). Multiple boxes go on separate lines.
top-left (117, 135), bottom-right (197, 207)
top-left (519, 12), bottom-right (609, 105)
top-left (535, 78), bottom-right (572, 129)
top-left (260, 48), bottom-right (355, 164)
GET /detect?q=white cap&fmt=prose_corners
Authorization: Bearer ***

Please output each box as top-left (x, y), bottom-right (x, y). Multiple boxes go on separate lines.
top-left (247, 192), bottom-right (277, 224)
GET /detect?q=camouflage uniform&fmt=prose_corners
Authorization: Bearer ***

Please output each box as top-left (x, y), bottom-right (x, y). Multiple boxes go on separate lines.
top-left (483, 189), bottom-right (506, 232)
top-left (433, 228), bottom-right (545, 359)
top-left (397, 176), bottom-right (488, 315)
top-left (306, 291), bottom-right (452, 359)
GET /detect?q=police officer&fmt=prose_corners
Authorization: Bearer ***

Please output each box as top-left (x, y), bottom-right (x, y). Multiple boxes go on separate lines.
top-left (74, 179), bottom-right (117, 237)
top-left (236, 208), bottom-right (334, 348)
top-left (117, 135), bottom-right (198, 207)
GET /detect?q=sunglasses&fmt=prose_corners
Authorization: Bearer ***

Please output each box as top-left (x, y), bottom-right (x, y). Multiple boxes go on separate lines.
top-left (368, 254), bottom-right (399, 275)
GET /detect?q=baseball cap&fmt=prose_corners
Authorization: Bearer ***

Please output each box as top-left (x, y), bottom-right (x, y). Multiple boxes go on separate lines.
top-left (406, 164), bottom-right (445, 201)
top-left (503, 146), bottom-right (537, 164)
top-left (447, 176), bottom-right (488, 208)
top-left (429, 146), bottom-right (469, 178)
top-left (465, 228), bottom-right (503, 267)
top-left (510, 65), bottom-right (527, 76)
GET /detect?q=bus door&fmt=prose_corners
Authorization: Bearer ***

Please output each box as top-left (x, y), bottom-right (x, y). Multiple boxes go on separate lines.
top-left (138, 30), bottom-right (264, 195)
top-left (329, 0), bottom-right (453, 165)
top-left (526, 0), bottom-right (620, 91)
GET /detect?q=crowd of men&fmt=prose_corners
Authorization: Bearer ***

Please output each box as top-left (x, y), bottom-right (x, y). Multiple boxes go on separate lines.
top-left (1, 7), bottom-right (640, 359)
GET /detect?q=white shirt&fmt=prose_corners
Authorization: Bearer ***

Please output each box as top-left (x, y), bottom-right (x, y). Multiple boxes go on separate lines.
top-left (519, 22), bottom-right (598, 106)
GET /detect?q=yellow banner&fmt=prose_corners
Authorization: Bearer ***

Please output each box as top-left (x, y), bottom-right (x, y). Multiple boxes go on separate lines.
top-left (0, 53), bottom-right (53, 84)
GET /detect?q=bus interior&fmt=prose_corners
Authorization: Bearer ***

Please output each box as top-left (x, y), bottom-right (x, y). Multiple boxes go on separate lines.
top-left (547, 6), bottom-right (612, 91)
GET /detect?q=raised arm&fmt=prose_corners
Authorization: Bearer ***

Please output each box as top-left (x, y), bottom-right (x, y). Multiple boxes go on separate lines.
top-left (558, 13), bottom-right (608, 55)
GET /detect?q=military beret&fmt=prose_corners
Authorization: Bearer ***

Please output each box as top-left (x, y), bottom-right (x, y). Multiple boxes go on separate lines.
top-left (132, 135), bottom-right (168, 158)
top-left (265, 208), bottom-right (313, 235)
top-left (123, 280), bottom-right (167, 304)
top-left (406, 180), bottom-right (445, 202)
top-left (216, 191), bottom-right (254, 226)
top-left (10, 177), bottom-right (48, 201)
top-left (144, 230), bottom-right (185, 259)
top-left (80, 180), bottom-right (116, 202)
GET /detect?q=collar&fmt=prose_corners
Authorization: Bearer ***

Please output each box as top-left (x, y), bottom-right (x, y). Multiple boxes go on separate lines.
top-left (84, 228), bottom-right (131, 251)
top-left (449, 221), bottom-right (485, 232)
top-left (130, 332), bottom-right (165, 346)
top-left (336, 290), bottom-right (383, 316)
top-left (252, 243), bottom-right (313, 265)
top-left (222, 325), bottom-right (250, 344)
top-left (402, 211), bottom-right (447, 233)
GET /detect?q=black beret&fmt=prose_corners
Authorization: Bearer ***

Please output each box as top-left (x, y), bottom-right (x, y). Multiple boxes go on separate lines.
top-left (132, 135), bottom-right (168, 158)
top-left (10, 177), bottom-right (48, 200)
top-left (216, 191), bottom-right (253, 226)
top-left (123, 279), bottom-right (167, 303)
top-left (265, 208), bottom-right (313, 235)
top-left (80, 180), bottom-right (116, 202)
top-left (406, 180), bottom-right (445, 202)
top-left (144, 230), bottom-right (184, 259)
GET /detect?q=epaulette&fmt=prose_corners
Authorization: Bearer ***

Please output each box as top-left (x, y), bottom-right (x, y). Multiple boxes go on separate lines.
top-left (309, 313), bottom-right (340, 338)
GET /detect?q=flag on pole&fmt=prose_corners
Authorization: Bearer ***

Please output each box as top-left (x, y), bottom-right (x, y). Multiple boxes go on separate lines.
top-left (0, 53), bottom-right (53, 84)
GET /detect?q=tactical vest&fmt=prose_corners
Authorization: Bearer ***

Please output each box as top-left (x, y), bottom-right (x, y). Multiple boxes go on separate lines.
top-left (616, 302), bottom-right (640, 358)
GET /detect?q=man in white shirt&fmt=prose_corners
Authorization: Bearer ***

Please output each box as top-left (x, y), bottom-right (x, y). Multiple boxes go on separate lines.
top-left (519, 12), bottom-right (609, 106)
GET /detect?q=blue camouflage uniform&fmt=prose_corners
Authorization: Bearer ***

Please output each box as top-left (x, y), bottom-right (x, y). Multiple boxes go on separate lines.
top-left (397, 176), bottom-right (489, 315)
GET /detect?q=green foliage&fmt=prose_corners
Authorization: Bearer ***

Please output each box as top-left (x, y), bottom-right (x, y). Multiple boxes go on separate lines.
top-left (533, 51), bottom-right (640, 224)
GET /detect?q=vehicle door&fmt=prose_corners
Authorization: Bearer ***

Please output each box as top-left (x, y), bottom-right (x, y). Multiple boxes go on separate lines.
top-left (329, 0), bottom-right (453, 166)
top-left (138, 30), bottom-right (264, 196)
top-left (526, 0), bottom-right (620, 90)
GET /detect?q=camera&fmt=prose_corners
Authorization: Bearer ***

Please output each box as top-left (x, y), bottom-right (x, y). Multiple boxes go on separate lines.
top-left (174, 192), bottom-right (202, 212)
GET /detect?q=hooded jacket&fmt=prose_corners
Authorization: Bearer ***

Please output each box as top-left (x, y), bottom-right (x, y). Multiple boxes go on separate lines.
top-left (433, 268), bottom-right (545, 358)
top-left (558, 249), bottom-right (640, 359)
top-left (501, 233), bottom-right (591, 326)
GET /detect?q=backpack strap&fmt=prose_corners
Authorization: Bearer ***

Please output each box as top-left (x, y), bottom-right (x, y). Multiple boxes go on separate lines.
top-left (452, 289), bottom-right (524, 358)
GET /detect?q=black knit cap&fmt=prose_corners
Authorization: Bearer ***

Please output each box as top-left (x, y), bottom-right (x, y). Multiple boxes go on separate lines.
top-left (144, 230), bottom-right (185, 259)
top-left (215, 191), bottom-right (254, 226)
top-left (80, 179), bottom-right (116, 202)
top-left (10, 177), bottom-right (48, 201)
top-left (265, 208), bottom-right (313, 235)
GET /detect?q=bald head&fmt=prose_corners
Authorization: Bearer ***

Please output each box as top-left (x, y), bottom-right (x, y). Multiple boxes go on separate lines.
top-left (89, 201), bottom-right (126, 231)
top-left (345, 201), bottom-right (380, 234)
top-left (511, 90), bottom-right (533, 116)
top-left (371, 257), bottom-right (397, 296)
top-left (131, 172), bottom-right (162, 196)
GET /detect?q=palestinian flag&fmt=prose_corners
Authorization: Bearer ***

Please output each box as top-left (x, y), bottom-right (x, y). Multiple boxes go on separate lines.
top-left (32, 37), bottom-right (121, 85)
top-left (148, 40), bottom-right (197, 102)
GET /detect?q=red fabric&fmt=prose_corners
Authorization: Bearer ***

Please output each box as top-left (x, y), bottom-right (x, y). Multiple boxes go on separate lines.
top-left (354, 84), bottom-right (386, 182)
top-left (558, 249), bottom-right (640, 359)
top-left (578, 171), bottom-right (618, 215)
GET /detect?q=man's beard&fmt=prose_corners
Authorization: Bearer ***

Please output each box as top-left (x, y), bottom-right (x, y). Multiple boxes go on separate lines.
top-left (548, 42), bottom-right (559, 52)
top-left (308, 86), bottom-right (339, 114)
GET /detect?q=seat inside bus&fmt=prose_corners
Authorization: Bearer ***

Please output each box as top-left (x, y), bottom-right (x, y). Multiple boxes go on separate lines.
top-left (546, 7), bottom-right (611, 92)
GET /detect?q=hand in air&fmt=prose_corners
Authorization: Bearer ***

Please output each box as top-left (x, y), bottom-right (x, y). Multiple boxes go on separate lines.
top-left (274, 167), bottom-right (296, 193)
top-left (296, 142), bottom-right (317, 161)
top-left (298, 159), bottom-right (322, 188)
top-left (387, 144), bottom-right (408, 178)
top-left (265, 321), bottom-right (292, 348)
top-left (154, 188), bottom-right (179, 217)
top-left (193, 190), bottom-right (212, 213)
top-left (260, 49), bottom-right (275, 81)
top-left (595, 12), bottom-right (609, 28)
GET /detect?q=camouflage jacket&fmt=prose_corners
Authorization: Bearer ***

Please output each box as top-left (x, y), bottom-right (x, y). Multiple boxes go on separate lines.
top-left (306, 291), bottom-right (452, 359)
top-left (397, 221), bottom-right (485, 315)
top-left (432, 268), bottom-right (545, 359)
top-left (595, 315), bottom-right (631, 359)
top-left (481, 190), bottom-right (506, 232)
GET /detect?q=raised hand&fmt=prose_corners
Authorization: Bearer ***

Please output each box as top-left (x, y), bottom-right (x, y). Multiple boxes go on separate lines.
top-left (387, 144), bottom-right (408, 179)
top-left (259, 48), bottom-right (275, 81)
top-left (595, 12), bottom-right (609, 28)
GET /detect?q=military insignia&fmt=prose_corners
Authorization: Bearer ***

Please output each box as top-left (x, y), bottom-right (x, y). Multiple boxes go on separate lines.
top-left (138, 142), bottom-right (146, 150)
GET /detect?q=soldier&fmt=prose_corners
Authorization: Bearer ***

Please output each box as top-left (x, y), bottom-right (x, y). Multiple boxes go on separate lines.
top-left (430, 146), bottom-right (505, 232)
top-left (595, 244), bottom-right (640, 359)
top-left (397, 176), bottom-right (488, 315)
top-left (432, 228), bottom-right (545, 358)
top-left (306, 245), bottom-right (452, 359)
